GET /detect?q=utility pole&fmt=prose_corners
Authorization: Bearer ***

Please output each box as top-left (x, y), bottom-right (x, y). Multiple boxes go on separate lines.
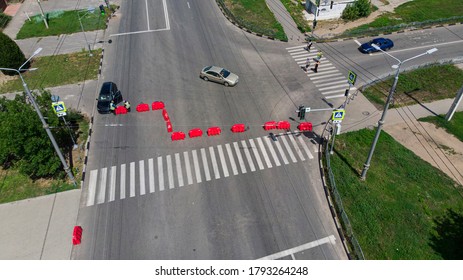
top-left (37, 0), bottom-right (49, 29)
top-left (445, 85), bottom-right (463, 121)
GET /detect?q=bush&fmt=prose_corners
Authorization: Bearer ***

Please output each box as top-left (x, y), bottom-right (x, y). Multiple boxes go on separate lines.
top-left (0, 32), bottom-right (28, 75)
top-left (342, 0), bottom-right (372, 21)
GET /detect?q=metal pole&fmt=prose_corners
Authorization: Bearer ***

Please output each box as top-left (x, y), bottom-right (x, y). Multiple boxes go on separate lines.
top-left (36, 0), bottom-right (49, 29)
top-left (329, 123), bottom-right (337, 155)
top-left (78, 11), bottom-right (93, 56)
top-left (360, 65), bottom-right (401, 180)
top-left (61, 116), bottom-right (78, 150)
top-left (445, 85), bottom-right (463, 121)
top-left (0, 66), bottom-right (76, 186)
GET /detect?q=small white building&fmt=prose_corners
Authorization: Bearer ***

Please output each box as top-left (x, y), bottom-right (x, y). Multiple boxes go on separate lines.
top-left (305, 0), bottom-right (355, 21)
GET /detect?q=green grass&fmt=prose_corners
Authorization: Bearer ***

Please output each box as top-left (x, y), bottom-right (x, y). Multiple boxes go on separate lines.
top-left (0, 49), bottom-right (101, 94)
top-left (16, 8), bottom-right (109, 39)
top-left (362, 64), bottom-right (463, 109)
top-left (280, 0), bottom-right (311, 33)
top-left (346, 0), bottom-right (463, 35)
top-left (0, 168), bottom-right (76, 204)
top-left (222, 0), bottom-right (286, 40)
top-left (419, 111), bottom-right (463, 142)
top-left (329, 129), bottom-right (463, 259)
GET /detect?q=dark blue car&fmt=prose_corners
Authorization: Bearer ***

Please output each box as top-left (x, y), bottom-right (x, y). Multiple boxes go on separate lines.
top-left (359, 37), bottom-right (394, 53)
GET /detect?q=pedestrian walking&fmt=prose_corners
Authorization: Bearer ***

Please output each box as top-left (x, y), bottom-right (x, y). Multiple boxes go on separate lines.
top-left (124, 100), bottom-right (131, 112)
top-left (306, 40), bottom-right (313, 51)
top-left (305, 57), bottom-right (310, 72)
top-left (313, 61), bottom-right (320, 73)
top-left (110, 100), bottom-right (116, 114)
top-left (316, 51), bottom-right (323, 60)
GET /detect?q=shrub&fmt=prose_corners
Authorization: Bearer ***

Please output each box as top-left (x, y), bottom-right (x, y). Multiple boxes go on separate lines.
top-left (0, 12), bottom-right (12, 29)
top-left (0, 32), bottom-right (27, 75)
top-left (342, 0), bottom-right (372, 21)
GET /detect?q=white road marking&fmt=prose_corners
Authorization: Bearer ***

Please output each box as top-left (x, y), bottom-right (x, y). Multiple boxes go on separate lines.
top-left (249, 139), bottom-right (265, 170)
top-left (325, 94), bottom-right (347, 99)
top-left (87, 169), bottom-right (98, 206)
top-left (217, 145), bottom-right (229, 177)
top-left (280, 134), bottom-right (297, 163)
top-left (297, 136), bottom-right (314, 159)
top-left (163, 0), bottom-right (170, 30)
top-left (288, 133), bottom-right (305, 161)
top-left (109, 166), bottom-right (116, 202)
top-left (241, 140), bottom-right (255, 172)
top-left (139, 160), bottom-right (145, 196)
top-left (157, 157), bottom-right (164, 191)
top-left (258, 235), bottom-right (336, 260)
top-left (175, 153), bottom-right (184, 187)
top-left (354, 39), bottom-right (361, 46)
top-left (148, 158), bottom-right (155, 193)
top-left (273, 137), bottom-right (289, 165)
top-left (319, 83), bottom-right (348, 91)
top-left (166, 155), bottom-right (174, 189)
top-left (184, 151), bottom-right (193, 185)
top-left (264, 136), bottom-right (281, 166)
top-left (96, 167), bottom-right (107, 204)
top-left (233, 142), bottom-right (247, 174)
top-left (120, 164), bottom-right (126, 199)
top-left (310, 73), bottom-right (344, 80)
top-left (256, 137), bottom-right (272, 168)
top-left (209, 146), bottom-right (221, 179)
top-left (187, 2), bottom-right (190, 9)
top-left (130, 162), bottom-right (135, 197)
top-left (193, 150), bottom-right (202, 183)
top-left (312, 75), bottom-right (345, 83)
top-left (201, 148), bottom-right (211, 181)
top-left (226, 143), bottom-right (239, 175)
top-left (285, 45), bottom-right (307, 50)
top-left (110, 28), bottom-right (169, 37)
top-left (145, 0), bottom-right (150, 30)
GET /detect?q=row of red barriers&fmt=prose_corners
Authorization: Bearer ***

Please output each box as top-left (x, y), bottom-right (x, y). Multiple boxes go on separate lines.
top-left (231, 124), bottom-right (246, 133)
top-left (189, 128), bottom-right (203, 138)
top-left (207, 127), bottom-right (221, 136)
top-left (136, 103), bottom-right (150, 112)
top-left (152, 101), bottom-right (165, 110)
top-left (263, 121), bottom-right (291, 130)
top-left (162, 108), bottom-right (170, 121)
top-left (72, 226), bottom-right (83, 245)
top-left (171, 131), bottom-right (186, 141)
top-left (298, 122), bottom-right (313, 131)
top-left (134, 101), bottom-right (165, 113)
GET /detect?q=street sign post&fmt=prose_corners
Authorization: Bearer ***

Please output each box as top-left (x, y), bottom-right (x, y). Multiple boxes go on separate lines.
top-left (348, 70), bottom-right (357, 86)
top-left (52, 101), bottom-right (67, 117)
top-left (332, 109), bottom-right (345, 123)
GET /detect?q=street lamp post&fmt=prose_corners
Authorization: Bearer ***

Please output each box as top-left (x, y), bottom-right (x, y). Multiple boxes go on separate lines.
top-left (0, 48), bottom-right (77, 186)
top-left (78, 8), bottom-right (96, 56)
top-left (360, 45), bottom-right (438, 180)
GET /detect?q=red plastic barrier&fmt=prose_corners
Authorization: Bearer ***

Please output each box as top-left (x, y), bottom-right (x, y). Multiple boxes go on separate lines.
top-left (277, 121), bottom-right (291, 130)
top-left (263, 121), bottom-right (277, 131)
top-left (298, 122), bottom-right (313, 131)
top-left (207, 126), bottom-right (222, 136)
top-left (162, 108), bottom-right (170, 121)
top-left (171, 131), bottom-right (186, 141)
top-left (72, 226), bottom-right (83, 245)
top-left (231, 124), bottom-right (246, 133)
top-left (189, 128), bottom-right (203, 138)
top-left (152, 101), bottom-right (165, 110)
top-left (166, 120), bottom-right (173, 133)
top-left (115, 106), bottom-right (127, 115)
top-left (136, 103), bottom-right (150, 112)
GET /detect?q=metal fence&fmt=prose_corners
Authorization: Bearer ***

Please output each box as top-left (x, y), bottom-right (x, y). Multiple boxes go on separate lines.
top-left (216, 0), bottom-right (283, 40)
top-left (323, 126), bottom-right (365, 260)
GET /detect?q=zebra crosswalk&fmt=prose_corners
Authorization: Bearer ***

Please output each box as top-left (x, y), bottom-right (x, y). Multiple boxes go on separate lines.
top-left (286, 45), bottom-right (357, 100)
top-left (85, 132), bottom-right (316, 207)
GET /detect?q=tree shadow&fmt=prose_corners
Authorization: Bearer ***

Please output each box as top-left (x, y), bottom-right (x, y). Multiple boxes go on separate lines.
top-left (429, 209), bottom-right (463, 259)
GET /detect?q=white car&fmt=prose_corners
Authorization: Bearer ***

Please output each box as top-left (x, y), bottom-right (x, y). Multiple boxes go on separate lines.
top-left (200, 66), bottom-right (239, 87)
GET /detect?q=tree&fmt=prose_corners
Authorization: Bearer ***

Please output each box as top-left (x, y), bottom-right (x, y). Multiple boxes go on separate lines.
top-left (341, 0), bottom-right (372, 21)
top-left (0, 90), bottom-right (81, 178)
top-left (0, 32), bottom-right (28, 75)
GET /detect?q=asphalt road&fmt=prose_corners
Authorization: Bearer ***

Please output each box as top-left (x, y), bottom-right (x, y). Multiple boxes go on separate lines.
top-left (72, 0), bottom-right (345, 260)
top-left (73, 0), bottom-right (463, 260)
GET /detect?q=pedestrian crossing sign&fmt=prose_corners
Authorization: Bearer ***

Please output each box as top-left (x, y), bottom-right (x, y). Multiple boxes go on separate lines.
top-left (348, 70), bottom-right (357, 85)
top-left (332, 109), bottom-right (345, 122)
top-left (52, 101), bottom-right (67, 117)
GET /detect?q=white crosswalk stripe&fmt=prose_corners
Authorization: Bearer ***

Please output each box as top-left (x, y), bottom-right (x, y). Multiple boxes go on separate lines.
top-left (175, 153), bottom-right (184, 187)
top-left (85, 133), bottom-right (319, 206)
top-left (184, 151), bottom-right (193, 185)
top-left (287, 46), bottom-right (350, 99)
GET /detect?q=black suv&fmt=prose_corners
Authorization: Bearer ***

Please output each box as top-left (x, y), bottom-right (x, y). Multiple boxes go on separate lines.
top-left (97, 82), bottom-right (122, 114)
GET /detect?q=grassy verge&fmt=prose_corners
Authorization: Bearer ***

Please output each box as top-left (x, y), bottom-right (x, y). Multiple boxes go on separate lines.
top-left (346, 0), bottom-right (463, 36)
top-left (280, 0), bottom-right (311, 33)
top-left (16, 7), bottom-right (111, 39)
top-left (362, 64), bottom-right (463, 109)
top-left (0, 49), bottom-right (101, 94)
top-left (329, 129), bottom-right (463, 259)
top-left (419, 111), bottom-right (463, 142)
top-left (222, 0), bottom-right (286, 41)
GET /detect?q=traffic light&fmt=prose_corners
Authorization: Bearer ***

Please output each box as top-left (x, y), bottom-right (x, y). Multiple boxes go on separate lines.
top-left (99, 5), bottom-right (105, 16)
top-left (298, 105), bottom-right (305, 120)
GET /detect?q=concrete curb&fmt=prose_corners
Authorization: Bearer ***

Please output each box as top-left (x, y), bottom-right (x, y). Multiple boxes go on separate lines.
top-left (316, 22), bottom-right (463, 43)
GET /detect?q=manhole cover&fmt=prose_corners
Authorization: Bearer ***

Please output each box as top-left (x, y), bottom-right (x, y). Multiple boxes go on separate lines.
top-left (362, 111), bottom-right (370, 116)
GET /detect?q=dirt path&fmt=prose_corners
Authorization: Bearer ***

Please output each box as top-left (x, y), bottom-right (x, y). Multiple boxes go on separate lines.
top-left (315, 0), bottom-right (413, 37)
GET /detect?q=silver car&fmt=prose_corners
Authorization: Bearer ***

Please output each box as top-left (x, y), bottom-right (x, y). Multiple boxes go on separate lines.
top-left (200, 66), bottom-right (239, 87)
